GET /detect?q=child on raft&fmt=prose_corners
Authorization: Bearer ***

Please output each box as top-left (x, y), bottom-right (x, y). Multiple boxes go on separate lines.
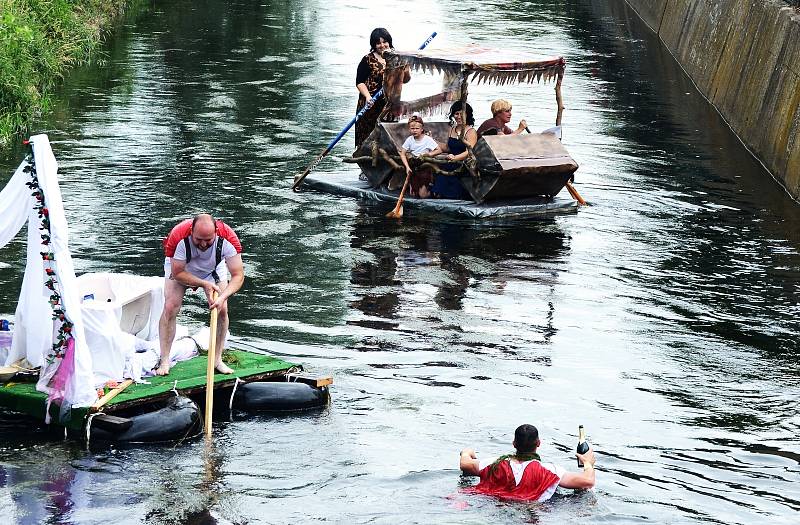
top-left (398, 114), bottom-right (442, 198)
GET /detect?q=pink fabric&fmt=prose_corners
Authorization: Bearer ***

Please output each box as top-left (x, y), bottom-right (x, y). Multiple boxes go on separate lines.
top-left (45, 336), bottom-right (76, 423)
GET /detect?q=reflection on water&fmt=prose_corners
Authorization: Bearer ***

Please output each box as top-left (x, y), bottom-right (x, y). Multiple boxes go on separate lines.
top-left (347, 210), bottom-right (567, 353)
top-left (1, 0), bottom-right (799, 523)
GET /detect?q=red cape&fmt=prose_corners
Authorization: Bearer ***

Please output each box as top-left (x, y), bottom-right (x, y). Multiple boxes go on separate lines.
top-left (471, 459), bottom-right (560, 502)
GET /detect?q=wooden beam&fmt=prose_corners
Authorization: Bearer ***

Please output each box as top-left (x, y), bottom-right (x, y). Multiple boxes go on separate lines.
top-left (287, 373), bottom-right (333, 388)
top-left (555, 70), bottom-right (565, 127)
top-left (92, 379), bottom-right (133, 411)
top-left (92, 413), bottom-right (133, 432)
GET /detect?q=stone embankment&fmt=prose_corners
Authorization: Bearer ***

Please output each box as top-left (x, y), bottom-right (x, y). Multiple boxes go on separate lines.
top-left (624, 0), bottom-right (799, 200)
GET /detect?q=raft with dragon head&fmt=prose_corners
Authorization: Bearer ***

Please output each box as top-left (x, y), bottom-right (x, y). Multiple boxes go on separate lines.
top-left (352, 45), bottom-right (579, 203)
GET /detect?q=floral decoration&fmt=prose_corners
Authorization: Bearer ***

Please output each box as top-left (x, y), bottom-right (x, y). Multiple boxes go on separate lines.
top-left (22, 141), bottom-right (73, 364)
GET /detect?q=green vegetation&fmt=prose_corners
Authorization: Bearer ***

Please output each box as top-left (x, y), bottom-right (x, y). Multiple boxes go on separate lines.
top-left (0, 0), bottom-right (132, 145)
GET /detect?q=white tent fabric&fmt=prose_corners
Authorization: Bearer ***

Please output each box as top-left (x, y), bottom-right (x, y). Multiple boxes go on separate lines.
top-left (1, 136), bottom-right (203, 414)
top-left (0, 135), bottom-right (97, 408)
top-left (77, 273), bottom-right (164, 385)
top-left (74, 272), bottom-right (202, 385)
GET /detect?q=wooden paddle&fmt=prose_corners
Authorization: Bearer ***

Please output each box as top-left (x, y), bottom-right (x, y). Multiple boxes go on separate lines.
top-left (204, 290), bottom-right (219, 438)
top-left (524, 127), bottom-right (587, 206)
top-left (386, 169), bottom-right (413, 219)
top-left (565, 180), bottom-right (587, 205)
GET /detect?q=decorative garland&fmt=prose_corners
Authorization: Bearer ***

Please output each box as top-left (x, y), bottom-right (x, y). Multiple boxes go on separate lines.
top-left (22, 140), bottom-right (74, 364)
top-left (487, 451), bottom-right (542, 475)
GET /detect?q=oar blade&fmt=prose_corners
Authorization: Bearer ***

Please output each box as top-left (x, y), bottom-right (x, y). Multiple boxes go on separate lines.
top-left (386, 206), bottom-right (403, 219)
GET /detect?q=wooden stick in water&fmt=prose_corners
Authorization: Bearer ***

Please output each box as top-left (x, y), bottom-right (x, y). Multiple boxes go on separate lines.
top-left (204, 290), bottom-right (219, 438)
top-left (566, 181), bottom-right (587, 205)
top-left (524, 127), bottom-right (586, 206)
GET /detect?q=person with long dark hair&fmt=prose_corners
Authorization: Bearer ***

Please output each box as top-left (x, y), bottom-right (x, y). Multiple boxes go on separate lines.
top-left (356, 27), bottom-right (411, 148)
top-left (354, 28), bottom-right (397, 148)
top-left (431, 101), bottom-right (476, 200)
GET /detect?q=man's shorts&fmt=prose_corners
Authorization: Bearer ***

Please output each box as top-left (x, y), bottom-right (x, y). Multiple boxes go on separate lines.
top-left (163, 257), bottom-right (229, 285)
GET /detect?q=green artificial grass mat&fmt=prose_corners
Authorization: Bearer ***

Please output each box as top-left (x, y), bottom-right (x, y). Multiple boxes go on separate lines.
top-left (109, 350), bottom-right (297, 405)
top-left (0, 350), bottom-right (298, 427)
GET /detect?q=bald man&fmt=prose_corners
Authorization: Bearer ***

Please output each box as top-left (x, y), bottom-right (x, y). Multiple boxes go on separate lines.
top-left (156, 214), bottom-right (244, 376)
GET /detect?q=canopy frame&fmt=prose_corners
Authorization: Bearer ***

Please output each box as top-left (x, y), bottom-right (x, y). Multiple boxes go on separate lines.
top-left (382, 46), bottom-right (566, 126)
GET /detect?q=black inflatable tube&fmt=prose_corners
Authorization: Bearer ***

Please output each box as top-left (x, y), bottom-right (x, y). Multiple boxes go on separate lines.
top-left (89, 395), bottom-right (202, 443)
top-left (232, 382), bottom-right (328, 412)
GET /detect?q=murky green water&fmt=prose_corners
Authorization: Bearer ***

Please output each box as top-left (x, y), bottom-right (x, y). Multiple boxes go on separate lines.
top-left (1, 0), bottom-right (799, 523)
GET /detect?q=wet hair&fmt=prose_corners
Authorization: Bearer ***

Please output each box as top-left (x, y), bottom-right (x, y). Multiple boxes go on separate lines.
top-left (491, 99), bottom-right (512, 115)
top-left (514, 424), bottom-right (539, 454)
top-left (448, 101), bottom-right (475, 126)
top-left (369, 28), bottom-right (393, 51)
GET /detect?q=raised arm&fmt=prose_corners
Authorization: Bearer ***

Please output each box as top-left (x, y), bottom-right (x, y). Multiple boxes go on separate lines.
top-left (459, 448), bottom-right (481, 476)
top-left (558, 447), bottom-right (596, 490)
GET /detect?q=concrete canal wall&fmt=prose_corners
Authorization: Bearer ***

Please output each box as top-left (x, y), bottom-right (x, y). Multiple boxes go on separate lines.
top-left (622, 0), bottom-right (800, 200)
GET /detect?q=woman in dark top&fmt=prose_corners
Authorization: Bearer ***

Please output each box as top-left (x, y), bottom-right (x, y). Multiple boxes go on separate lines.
top-left (432, 101), bottom-right (476, 200)
top-left (354, 28), bottom-right (397, 148)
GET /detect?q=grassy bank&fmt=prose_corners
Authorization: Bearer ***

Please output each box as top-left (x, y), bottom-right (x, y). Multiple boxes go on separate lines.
top-left (0, 0), bottom-right (134, 145)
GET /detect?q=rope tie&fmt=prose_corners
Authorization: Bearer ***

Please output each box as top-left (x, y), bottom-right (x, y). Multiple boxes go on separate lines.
top-left (85, 412), bottom-right (101, 445)
top-left (228, 377), bottom-right (243, 413)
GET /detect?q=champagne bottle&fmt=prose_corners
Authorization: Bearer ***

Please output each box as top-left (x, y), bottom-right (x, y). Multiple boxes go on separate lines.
top-left (576, 425), bottom-right (589, 467)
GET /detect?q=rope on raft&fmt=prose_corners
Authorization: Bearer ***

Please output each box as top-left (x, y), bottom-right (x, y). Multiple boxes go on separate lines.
top-left (346, 152), bottom-right (464, 177)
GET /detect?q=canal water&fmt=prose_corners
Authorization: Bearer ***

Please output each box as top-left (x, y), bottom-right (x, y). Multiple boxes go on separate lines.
top-left (1, 0), bottom-right (799, 523)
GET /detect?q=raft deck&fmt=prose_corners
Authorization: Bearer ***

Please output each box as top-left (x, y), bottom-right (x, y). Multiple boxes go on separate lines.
top-left (0, 350), bottom-right (299, 429)
top-left (303, 172), bottom-right (577, 219)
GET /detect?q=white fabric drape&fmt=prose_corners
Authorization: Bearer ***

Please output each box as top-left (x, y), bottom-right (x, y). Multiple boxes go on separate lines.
top-left (76, 273), bottom-right (165, 384)
top-left (0, 135), bottom-right (97, 408)
top-left (2, 136), bottom-right (202, 412)
top-left (0, 162), bottom-right (32, 246)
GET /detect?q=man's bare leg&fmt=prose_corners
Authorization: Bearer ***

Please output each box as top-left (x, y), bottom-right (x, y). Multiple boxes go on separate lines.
top-left (214, 305), bottom-right (233, 374)
top-left (156, 278), bottom-right (186, 376)
top-left (210, 280), bottom-right (233, 374)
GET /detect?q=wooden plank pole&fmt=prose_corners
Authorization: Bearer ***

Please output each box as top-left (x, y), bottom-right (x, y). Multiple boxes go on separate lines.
top-left (287, 374), bottom-right (334, 388)
top-left (566, 181), bottom-right (587, 205)
top-left (91, 379), bottom-right (133, 411)
top-left (204, 291), bottom-right (219, 438)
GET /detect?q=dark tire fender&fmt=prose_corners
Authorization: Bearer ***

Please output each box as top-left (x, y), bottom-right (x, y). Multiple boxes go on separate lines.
top-left (232, 381), bottom-right (329, 412)
top-left (90, 395), bottom-right (202, 443)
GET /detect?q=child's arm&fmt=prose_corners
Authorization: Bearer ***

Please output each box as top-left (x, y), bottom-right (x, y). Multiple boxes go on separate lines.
top-left (399, 148), bottom-right (412, 177)
top-left (420, 137), bottom-right (442, 157)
